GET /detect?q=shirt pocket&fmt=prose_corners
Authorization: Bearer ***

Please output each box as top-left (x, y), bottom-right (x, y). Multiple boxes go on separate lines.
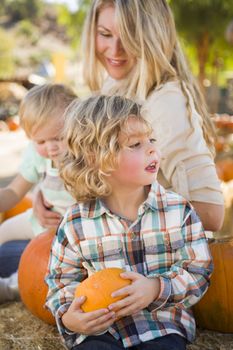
top-left (142, 230), bottom-right (185, 274)
top-left (79, 236), bottom-right (123, 271)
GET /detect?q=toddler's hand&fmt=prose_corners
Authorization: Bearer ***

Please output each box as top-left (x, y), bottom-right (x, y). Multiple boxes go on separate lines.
top-left (62, 296), bottom-right (116, 335)
top-left (108, 271), bottom-right (160, 318)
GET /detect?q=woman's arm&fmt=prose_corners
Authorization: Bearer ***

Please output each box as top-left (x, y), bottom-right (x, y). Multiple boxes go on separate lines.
top-left (33, 189), bottom-right (62, 229)
top-left (145, 82), bottom-right (224, 231)
top-left (192, 201), bottom-right (224, 232)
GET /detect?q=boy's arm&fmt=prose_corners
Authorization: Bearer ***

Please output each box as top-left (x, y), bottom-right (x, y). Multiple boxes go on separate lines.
top-left (45, 218), bottom-right (114, 346)
top-left (148, 205), bottom-right (213, 311)
top-left (0, 174), bottom-right (33, 212)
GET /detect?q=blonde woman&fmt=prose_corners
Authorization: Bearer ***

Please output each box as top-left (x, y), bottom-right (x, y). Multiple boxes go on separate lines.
top-left (46, 95), bottom-right (212, 350)
top-left (35, 0), bottom-right (223, 232)
top-left (79, 0), bottom-right (224, 232)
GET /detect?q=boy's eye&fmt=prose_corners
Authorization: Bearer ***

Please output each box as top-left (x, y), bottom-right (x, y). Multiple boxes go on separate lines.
top-left (129, 142), bottom-right (141, 149)
top-left (54, 137), bottom-right (63, 142)
top-left (149, 138), bottom-right (156, 143)
top-left (36, 141), bottom-right (45, 145)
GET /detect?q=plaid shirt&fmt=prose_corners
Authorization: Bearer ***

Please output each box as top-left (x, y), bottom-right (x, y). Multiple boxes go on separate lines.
top-left (45, 182), bottom-right (213, 349)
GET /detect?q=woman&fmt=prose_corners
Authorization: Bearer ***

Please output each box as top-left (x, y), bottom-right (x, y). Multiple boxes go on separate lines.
top-left (81, 0), bottom-right (224, 231)
top-left (36, 0), bottom-right (224, 232)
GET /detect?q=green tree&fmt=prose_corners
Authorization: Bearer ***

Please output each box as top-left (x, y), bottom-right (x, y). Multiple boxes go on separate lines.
top-left (57, 0), bottom-right (91, 49)
top-left (0, 28), bottom-right (15, 79)
top-left (170, 0), bottom-right (233, 87)
top-left (3, 0), bottom-right (43, 22)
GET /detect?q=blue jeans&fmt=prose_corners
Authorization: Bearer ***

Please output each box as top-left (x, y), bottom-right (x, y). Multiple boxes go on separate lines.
top-left (0, 240), bottom-right (30, 277)
top-left (73, 333), bottom-right (187, 350)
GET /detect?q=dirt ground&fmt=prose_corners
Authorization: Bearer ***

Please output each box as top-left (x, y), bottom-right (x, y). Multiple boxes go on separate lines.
top-left (1, 302), bottom-right (233, 350)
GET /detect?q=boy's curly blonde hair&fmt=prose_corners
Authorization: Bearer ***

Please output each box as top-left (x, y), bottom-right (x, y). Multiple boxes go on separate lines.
top-left (61, 95), bottom-right (152, 202)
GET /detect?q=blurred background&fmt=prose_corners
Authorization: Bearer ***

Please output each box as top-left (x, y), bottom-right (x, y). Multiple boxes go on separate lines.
top-left (0, 0), bottom-right (233, 237)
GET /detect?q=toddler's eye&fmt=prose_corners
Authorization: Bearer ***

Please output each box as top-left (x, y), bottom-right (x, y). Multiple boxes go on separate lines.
top-left (129, 142), bottom-right (141, 149)
top-left (149, 138), bottom-right (156, 143)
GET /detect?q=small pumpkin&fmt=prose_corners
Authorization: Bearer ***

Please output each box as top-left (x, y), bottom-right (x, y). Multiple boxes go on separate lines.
top-left (193, 238), bottom-right (233, 332)
top-left (18, 230), bottom-right (56, 325)
top-left (216, 158), bottom-right (233, 182)
top-left (4, 196), bottom-right (32, 220)
top-left (6, 118), bottom-right (20, 131)
top-left (75, 267), bottom-right (131, 312)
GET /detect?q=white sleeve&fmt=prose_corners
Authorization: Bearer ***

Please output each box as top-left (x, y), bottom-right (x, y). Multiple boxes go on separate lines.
top-left (144, 82), bottom-right (223, 204)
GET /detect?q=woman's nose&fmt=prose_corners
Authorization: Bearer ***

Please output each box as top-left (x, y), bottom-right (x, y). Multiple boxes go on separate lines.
top-left (111, 37), bottom-right (124, 55)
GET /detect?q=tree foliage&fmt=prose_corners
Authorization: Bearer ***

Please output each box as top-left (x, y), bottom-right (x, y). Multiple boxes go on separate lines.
top-left (1, 0), bottom-right (43, 22)
top-left (57, 0), bottom-right (91, 49)
top-left (0, 28), bottom-right (15, 79)
top-left (170, 0), bottom-right (233, 86)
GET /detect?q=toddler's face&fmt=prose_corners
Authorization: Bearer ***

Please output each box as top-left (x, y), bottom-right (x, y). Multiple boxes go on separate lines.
top-left (31, 114), bottom-right (65, 162)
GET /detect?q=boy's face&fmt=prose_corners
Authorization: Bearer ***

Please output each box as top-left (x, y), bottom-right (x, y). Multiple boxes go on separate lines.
top-left (109, 118), bottom-right (160, 189)
top-left (31, 114), bottom-right (65, 162)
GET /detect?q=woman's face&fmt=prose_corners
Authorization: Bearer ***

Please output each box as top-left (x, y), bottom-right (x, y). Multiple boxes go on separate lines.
top-left (96, 5), bottom-right (136, 80)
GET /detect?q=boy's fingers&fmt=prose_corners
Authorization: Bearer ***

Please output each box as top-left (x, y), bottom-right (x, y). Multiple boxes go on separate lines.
top-left (120, 271), bottom-right (140, 281)
top-left (71, 296), bottom-right (86, 310)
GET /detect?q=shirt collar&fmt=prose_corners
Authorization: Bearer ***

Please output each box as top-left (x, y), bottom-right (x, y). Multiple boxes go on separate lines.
top-left (143, 181), bottom-right (168, 212)
top-left (80, 182), bottom-right (168, 219)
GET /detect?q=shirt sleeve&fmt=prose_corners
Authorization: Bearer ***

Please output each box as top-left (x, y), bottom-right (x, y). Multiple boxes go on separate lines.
top-left (19, 142), bottom-right (44, 184)
top-left (45, 215), bottom-right (88, 348)
top-left (144, 82), bottom-right (223, 205)
top-left (148, 203), bottom-right (213, 311)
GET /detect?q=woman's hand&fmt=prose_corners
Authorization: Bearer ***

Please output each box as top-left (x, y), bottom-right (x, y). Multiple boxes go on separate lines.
top-left (108, 271), bottom-right (160, 318)
top-left (62, 296), bottom-right (116, 335)
top-left (33, 190), bottom-right (62, 229)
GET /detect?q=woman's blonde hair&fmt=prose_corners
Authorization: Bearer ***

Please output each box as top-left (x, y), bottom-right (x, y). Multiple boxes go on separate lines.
top-left (19, 83), bottom-right (77, 138)
top-left (61, 95), bottom-right (152, 202)
top-left (82, 0), bottom-right (215, 153)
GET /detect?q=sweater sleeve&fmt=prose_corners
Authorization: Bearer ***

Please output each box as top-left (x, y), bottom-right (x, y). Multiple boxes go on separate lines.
top-left (144, 81), bottom-right (223, 205)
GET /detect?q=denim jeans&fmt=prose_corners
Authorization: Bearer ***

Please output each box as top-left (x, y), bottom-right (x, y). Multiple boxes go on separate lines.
top-left (0, 240), bottom-right (30, 277)
top-left (72, 333), bottom-right (187, 350)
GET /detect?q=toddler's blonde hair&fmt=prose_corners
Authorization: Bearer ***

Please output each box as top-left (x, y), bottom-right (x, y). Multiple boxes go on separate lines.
top-left (61, 95), bottom-right (152, 202)
top-left (19, 83), bottom-right (77, 138)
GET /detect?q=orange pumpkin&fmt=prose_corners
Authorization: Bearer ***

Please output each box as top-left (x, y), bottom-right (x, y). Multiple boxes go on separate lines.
top-left (4, 196), bottom-right (32, 220)
top-left (193, 238), bottom-right (233, 332)
top-left (18, 230), bottom-right (56, 325)
top-left (75, 267), bottom-right (131, 312)
top-left (6, 118), bottom-right (20, 131)
top-left (214, 136), bottom-right (226, 153)
top-left (216, 158), bottom-right (233, 182)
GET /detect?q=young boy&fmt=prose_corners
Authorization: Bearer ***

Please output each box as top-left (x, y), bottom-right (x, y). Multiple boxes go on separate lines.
top-left (0, 83), bottom-right (76, 303)
top-left (45, 95), bottom-right (213, 350)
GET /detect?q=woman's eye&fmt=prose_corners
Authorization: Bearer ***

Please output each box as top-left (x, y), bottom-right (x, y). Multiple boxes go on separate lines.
top-left (149, 138), bottom-right (156, 143)
top-left (98, 31), bottom-right (111, 37)
top-left (129, 142), bottom-right (140, 149)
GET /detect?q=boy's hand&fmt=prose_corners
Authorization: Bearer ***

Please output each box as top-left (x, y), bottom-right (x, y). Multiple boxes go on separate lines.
top-left (108, 271), bottom-right (160, 318)
top-left (33, 190), bottom-right (62, 229)
top-left (62, 296), bottom-right (116, 335)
